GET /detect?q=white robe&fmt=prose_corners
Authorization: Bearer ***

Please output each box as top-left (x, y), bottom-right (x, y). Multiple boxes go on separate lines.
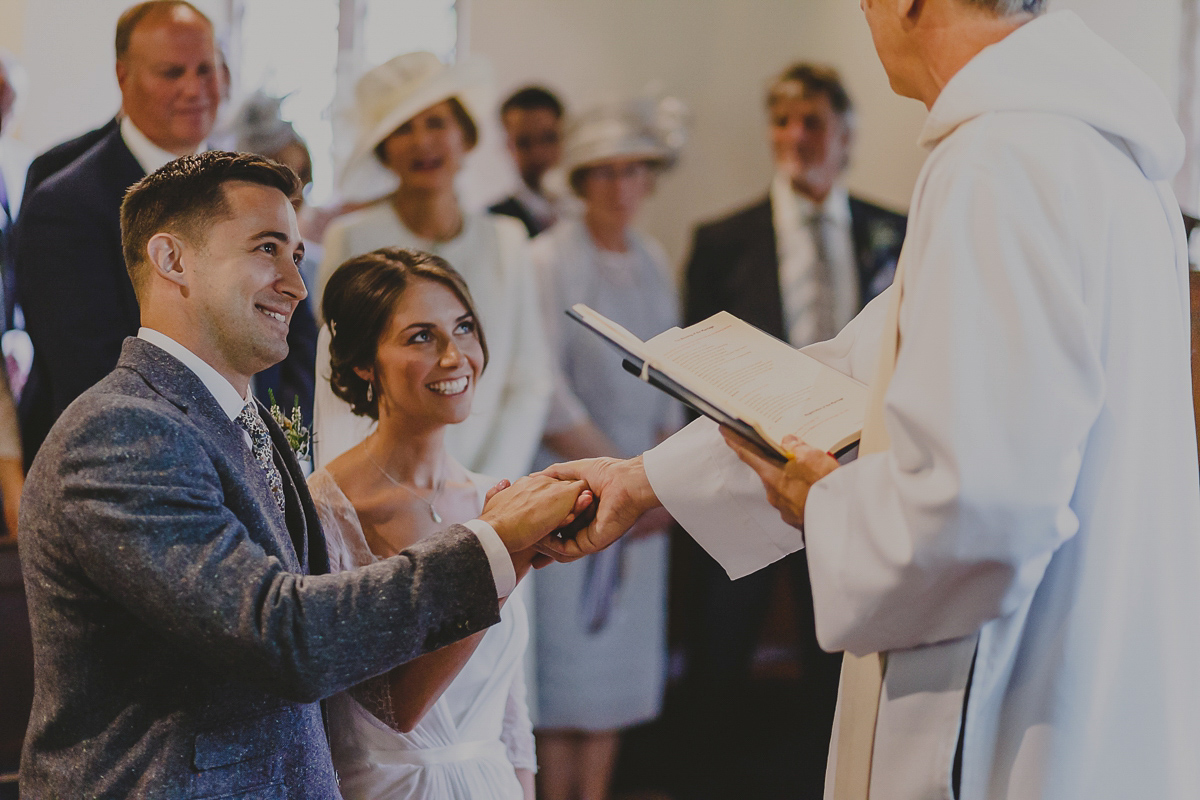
top-left (645, 12), bottom-right (1200, 799)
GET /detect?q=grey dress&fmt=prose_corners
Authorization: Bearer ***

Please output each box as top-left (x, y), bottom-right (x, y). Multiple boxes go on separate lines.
top-left (529, 217), bottom-right (682, 730)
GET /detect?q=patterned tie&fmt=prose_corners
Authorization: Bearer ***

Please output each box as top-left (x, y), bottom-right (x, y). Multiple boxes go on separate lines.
top-left (236, 401), bottom-right (286, 515)
top-left (830, 253), bottom-right (907, 800)
top-left (806, 211), bottom-right (837, 344)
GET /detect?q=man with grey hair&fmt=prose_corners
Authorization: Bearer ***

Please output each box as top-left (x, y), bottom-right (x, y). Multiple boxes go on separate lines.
top-left (541, 1), bottom-right (1200, 798)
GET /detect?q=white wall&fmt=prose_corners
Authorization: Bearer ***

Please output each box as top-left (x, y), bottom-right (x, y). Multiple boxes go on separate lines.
top-left (0, 0), bottom-right (1184, 267)
top-left (470, 0), bottom-right (1183, 269)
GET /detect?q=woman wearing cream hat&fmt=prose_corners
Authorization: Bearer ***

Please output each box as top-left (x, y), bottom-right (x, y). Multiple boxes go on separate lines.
top-left (312, 52), bottom-right (552, 485)
top-left (529, 95), bottom-right (687, 800)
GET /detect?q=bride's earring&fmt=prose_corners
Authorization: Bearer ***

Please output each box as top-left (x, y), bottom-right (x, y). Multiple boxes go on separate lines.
top-left (367, 383), bottom-right (374, 404)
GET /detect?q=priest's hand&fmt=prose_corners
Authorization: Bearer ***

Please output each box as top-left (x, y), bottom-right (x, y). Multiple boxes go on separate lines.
top-left (720, 428), bottom-right (839, 530)
top-left (533, 456), bottom-right (661, 561)
top-left (480, 476), bottom-right (594, 554)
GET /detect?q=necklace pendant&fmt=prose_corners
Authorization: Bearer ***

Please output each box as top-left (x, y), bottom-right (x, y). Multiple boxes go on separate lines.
top-left (430, 506), bottom-right (443, 524)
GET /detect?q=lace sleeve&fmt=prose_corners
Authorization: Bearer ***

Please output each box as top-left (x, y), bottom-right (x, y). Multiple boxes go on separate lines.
top-left (306, 468), bottom-right (402, 730)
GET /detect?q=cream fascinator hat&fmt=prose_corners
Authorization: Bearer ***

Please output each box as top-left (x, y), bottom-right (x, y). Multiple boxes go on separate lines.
top-left (339, 51), bottom-right (493, 202)
top-left (561, 93), bottom-right (689, 190)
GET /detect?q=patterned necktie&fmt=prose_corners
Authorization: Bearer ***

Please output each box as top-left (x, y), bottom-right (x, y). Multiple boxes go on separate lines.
top-left (236, 402), bottom-right (286, 515)
top-left (806, 210), bottom-right (837, 344)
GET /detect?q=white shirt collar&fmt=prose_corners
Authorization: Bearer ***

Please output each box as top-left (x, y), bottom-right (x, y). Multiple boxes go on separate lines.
top-left (770, 172), bottom-right (851, 227)
top-left (120, 117), bottom-right (204, 175)
top-left (137, 327), bottom-right (250, 422)
top-left (514, 182), bottom-right (557, 226)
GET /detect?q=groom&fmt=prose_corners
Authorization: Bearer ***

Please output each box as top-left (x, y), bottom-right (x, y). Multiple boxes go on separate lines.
top-left (17, 151), bottom-right (585, 798)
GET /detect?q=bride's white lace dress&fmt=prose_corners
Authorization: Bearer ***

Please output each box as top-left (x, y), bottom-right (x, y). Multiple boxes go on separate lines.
top-left (309, 468), bottom-right (535, 800)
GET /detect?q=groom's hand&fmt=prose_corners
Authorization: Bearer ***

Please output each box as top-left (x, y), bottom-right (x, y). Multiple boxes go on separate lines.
top-left (534, 456), bottom-right (660, 562)
top-left (480, 475), bottom-right (593, 554)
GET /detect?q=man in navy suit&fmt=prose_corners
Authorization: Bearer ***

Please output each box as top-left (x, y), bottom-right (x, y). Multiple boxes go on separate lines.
top-left (14, 1), bottom-right (316, 466)
top-left (679, 62), bottom-right (906, 798)
top-left (18, 150), bottom-right (586, 798)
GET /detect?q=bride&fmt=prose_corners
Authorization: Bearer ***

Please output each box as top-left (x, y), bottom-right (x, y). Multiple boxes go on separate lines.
top-left (308, 247), bottom-right (537, 800)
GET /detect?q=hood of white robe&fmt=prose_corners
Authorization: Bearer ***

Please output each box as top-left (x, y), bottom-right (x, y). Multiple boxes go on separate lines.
top-left (920, 10), bottom-right (1184, 182)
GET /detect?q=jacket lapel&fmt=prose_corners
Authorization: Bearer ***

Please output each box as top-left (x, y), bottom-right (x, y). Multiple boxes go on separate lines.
top-left (746, 197), bottom-right (787, 340)
top-left (258, 400), bottom-right (329, 576)
top-left (117, 338), bottom-right (308, 572)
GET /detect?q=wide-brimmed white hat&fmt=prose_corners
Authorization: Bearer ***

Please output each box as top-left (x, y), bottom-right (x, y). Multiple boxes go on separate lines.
top-left (561, 93), bottom-right (689, 189)
top-left (339, 51), bottom-right (493, 202)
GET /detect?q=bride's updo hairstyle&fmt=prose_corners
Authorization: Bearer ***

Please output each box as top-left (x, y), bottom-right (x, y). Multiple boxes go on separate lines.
top-left (322, 247), bottom-right (489, 420)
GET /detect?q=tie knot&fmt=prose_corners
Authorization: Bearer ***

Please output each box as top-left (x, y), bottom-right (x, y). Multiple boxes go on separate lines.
top-left (236, 402), bottom-right (269, 442)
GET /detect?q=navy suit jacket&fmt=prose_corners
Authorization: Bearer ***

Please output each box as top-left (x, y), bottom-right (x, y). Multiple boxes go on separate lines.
top-left (488, 195), bottom-right (546, 238)
top-left (19, 116), bottom-right (120, 206)
top-left (14, 126), bottom-right (319, 464)
top-left (683, 193), bottom-right (906, 337)
top-left (18, 337), bottom-right (500, 798)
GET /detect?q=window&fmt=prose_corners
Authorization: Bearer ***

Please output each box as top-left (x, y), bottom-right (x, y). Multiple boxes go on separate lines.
top-left (231, 0), bottom-right (460, 205)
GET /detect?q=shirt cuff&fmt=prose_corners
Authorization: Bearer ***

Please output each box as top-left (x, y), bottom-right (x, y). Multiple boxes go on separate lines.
top-left (463, 518), bottom-right (516, 598)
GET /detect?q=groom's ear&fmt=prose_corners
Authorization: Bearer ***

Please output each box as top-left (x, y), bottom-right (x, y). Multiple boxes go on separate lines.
top-left (146, 233), bottom-right (189, 290)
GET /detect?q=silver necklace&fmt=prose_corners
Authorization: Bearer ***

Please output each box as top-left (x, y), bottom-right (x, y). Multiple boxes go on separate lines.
top-left (365, 448), bottom-right (446, 524)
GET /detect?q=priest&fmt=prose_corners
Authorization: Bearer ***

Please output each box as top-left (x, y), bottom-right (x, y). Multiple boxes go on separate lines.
top-left (536, 1), bottom-right (1200, 798)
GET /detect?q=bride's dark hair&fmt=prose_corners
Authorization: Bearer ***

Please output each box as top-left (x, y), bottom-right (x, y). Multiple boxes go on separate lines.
top-left (322, 247), bottom-right (489, 420)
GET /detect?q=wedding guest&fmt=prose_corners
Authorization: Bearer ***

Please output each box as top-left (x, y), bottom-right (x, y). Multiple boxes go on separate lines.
top-left (229, 90), bottom-right (319, 424)
top-left (489, 86), bottom-right (566, 237)
top-left (313, 247), bottom-right (536, 800)
top-left (0, 50), bottom-right (26, 534)
top-left (0, 49), bottom-right (31, 327)
top-left (18, 149), bottom-right (586, 798)
top-left (314, 51), bottom-right (552, 481)
top-left (530, 96), bottom-right (686, 800)
top-left (15, 1), bottom-right (318, 467)
top-left (679, 61), bottom-right (906, 796)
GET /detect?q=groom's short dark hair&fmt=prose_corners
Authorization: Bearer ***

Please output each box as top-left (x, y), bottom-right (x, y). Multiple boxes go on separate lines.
top-left (120, 150), bottom-right (300, 296)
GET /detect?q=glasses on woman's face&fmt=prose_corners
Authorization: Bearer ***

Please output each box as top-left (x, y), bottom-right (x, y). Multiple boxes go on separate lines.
top-left (587, 161), bottom-right (651, 182)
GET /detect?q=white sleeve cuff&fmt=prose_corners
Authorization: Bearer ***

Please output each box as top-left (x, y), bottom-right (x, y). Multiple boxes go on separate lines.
top-left (463, 518), bottom-right (517, 598)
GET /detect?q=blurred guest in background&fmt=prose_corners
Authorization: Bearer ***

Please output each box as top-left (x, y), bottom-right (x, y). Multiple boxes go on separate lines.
top-left (14, 0), bottom-right (221, 467)
top-left (490, 86), bottom-right (566, 237)
top-left (530, 95), bottom-right (686, 800)
top-left (230, 90), bottom-right (319, 425)
top-left (679, 61), bottom-right (906, 797)
top-left (0, 49), bottom-right (32, 328)
top-left (314, 51), bottom-right (551, 481)
top-left (0, 50), bottom-right (27, 535)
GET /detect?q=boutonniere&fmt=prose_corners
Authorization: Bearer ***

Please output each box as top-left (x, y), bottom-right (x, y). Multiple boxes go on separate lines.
top-left (867, 221), bottom-right (901, 255)
top-left (267, 390), bottom-right (312, 464)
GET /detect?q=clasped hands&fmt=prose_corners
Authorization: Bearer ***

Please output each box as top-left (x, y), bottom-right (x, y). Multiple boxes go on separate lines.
top-left (478, 428), bottom-right (840, 566)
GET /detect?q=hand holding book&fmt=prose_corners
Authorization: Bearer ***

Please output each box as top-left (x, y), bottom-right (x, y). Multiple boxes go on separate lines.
top-left (567, 305), bottom-right (868, 463)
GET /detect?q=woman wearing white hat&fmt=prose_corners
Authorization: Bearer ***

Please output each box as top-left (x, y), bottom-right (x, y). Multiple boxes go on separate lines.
top-left (529, 95), bottom-right (687, 800)
top-left (312, 52), bottom-right (552, 484)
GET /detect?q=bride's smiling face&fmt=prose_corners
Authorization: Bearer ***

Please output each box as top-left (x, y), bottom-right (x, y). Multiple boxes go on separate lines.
top-left (358, 278), bottom-right (484, 428)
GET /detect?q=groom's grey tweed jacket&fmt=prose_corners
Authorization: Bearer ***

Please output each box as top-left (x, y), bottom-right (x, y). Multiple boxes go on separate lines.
top-left (18, 337), bottom-right (500, 798)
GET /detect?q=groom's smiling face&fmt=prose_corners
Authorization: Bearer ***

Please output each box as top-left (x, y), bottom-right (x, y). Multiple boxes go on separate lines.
top-left (181, 181), bottom-right (307, 386)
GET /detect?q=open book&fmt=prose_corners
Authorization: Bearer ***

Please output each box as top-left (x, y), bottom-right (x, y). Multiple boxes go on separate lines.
top-left (568, 305), bottom-right (868, 463)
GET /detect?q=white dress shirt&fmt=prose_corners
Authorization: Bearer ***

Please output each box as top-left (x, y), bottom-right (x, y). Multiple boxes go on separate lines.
top-left (136, 327), bottom-right (516, 597)
top-left (771, 174), bottom-right (859, 347)
top-left (120, 117), bottom-right (200, 175)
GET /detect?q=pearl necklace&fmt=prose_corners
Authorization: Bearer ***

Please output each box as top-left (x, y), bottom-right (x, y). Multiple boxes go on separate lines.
top-left (365, 448), bottom-right (446, 524)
